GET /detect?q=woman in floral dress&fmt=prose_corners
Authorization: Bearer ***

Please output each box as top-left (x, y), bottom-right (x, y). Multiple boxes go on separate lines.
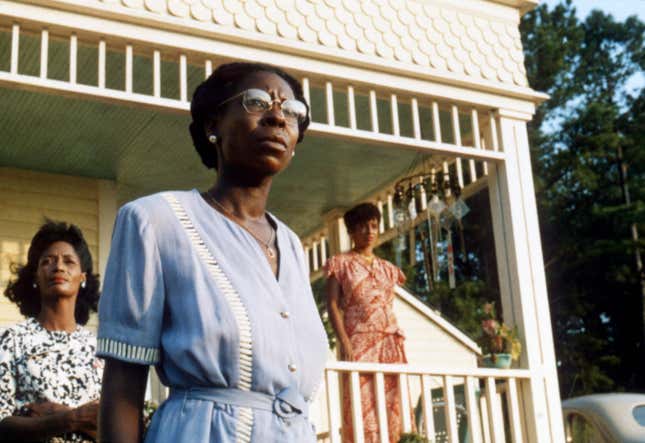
top-left (325, 203), bottom-right (408, 443)
top-left (0, 221), bottom-right (103, 442)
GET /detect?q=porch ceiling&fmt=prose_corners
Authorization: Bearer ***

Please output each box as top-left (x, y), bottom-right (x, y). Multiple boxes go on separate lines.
top-left (0, 87), bottom-right (420, 236)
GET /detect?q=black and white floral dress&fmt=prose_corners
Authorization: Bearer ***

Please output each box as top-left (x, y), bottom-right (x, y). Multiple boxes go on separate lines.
top-left (0, 318), bottom-right (103, 442)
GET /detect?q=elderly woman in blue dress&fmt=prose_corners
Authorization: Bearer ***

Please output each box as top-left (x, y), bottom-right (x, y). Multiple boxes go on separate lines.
top-left (97, 62), bottom-right (328, 443)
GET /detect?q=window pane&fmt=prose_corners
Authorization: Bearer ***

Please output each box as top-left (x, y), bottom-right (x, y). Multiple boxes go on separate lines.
top-left (633, 405), bottom-right (645, 426)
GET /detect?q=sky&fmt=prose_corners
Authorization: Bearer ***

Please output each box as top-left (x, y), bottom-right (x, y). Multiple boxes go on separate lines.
top-left (541, 0), bottom-right (644, 95)
top-left (541, 0), bottom-right (645, 21)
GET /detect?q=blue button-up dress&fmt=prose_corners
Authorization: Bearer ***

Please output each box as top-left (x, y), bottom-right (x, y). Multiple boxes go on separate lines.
top-left (96, 190), bottom-right (328, 442)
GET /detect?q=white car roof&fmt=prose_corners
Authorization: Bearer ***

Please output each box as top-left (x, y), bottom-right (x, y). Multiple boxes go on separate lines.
top-left (562, 393), bottom-right (645, 443)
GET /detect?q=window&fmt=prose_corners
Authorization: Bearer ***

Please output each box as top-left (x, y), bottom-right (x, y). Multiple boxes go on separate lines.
top-left (633, 405), bottom-right (645, 426)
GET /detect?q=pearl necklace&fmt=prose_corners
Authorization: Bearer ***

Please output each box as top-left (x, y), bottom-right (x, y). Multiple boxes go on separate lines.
top-left (205, 192), bottom-right (277, 259)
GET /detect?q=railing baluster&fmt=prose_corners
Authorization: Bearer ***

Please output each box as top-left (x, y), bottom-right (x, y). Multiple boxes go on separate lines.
top-left (411, 98), bottom-right (421, 139)
top-left (302, 77), bottom-right (310, 108)
top-left (390, 94), bottom-right (400, 136)
top-left (432, 101), bottom-right (442, 143)
top-left (347, 86), bottom-right (357, 130)
top-left (485, 377), bottom-right (505, 443)
top-left (377, 200), bottom-right (385, 233)
top-left (125, 44), bottom-right (133, 93)
top-left (421, 374), bottom-right (436, 440)
top-left (408, 229), bottom-right (416, 265)
top-left (325, 81), bottom-right (335, 126)
top-left (350, 371), bottom-right (365, 443)
top-left (399, 373), bottom-right (412, 432)
top-left (369, 90), bottom-right (379, 133)
top-left (469, 109), bottom-right (479, 182)
top-left (325, 370), bottom-right (342, 443)
top-left (374, 372), bottom-right (389, 443)
top-left (451, 105), bottom-right (465, 189)
top-left (205, 59), bottom-right (213, 78)
top-left (489, 111), bottom-right (500, 152)
top-left (69, 34), bottom-right (77, 84)
top-left (98, 40), bottom-right (106, 89)
top-left (419, 177), bottom-right (427, 210)
top-left (179, 54), bottom-right (187, 102)
top-left (312, 241), bottom-right (319, 271)
top-left (442, 161), bottom-right (451, 197)
top-left (320, 235), bottom-right (327, 264)
top-left (465, 376), bottom-right (484, 443)
top-left (481, 136), bottom-right (489, 176)
top-left (443, 375), bottom-right (459, 443)
top-left (303, 245), bottom-right (310, 274)
top-left (506, 378), bottom-right (523, 443)
top-left (480, 394), bottom-right (492, 443)
top-left (40, 29), bottom-right (48, 79)
top-left (387, 194), bottom-right (394, 229)
top-left (10, 23), bottom-right (19, 75)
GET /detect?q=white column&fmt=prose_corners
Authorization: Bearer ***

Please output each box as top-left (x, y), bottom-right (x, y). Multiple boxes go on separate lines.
top-left (324, 209), bottom-right (351, 257)
top-left (97, 179), bottom-right (117, 285)
top-left (488, 110), bottom-right (565, 443)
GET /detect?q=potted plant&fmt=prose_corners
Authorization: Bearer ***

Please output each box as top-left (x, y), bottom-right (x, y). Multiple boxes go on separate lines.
top-left (478, 302), bottom-right (522, 369)
top-left (398, 432), bottom-right (429, 443)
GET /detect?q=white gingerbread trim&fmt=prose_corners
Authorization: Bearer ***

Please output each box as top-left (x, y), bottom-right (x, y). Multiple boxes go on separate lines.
top-left (96, 337), bottom-right (160, 365)
top-left (161, 192), bottom-right (254, 443)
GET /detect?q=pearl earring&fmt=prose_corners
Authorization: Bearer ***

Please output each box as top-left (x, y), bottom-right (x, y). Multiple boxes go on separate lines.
top-left (32, 282), bottom-right (37, 289)
top-left (292, 151), bottom-right (295, 157)
top-left (208, 134), bottom-right (217, 144)
top-left (81, 281), bottom-right (86, 289)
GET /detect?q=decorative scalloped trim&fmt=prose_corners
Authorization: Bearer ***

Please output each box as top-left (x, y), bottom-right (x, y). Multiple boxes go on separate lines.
top-left (96, 337), bottom-right (159, 364)
top-left (161, 193), bottom-right (254, 443)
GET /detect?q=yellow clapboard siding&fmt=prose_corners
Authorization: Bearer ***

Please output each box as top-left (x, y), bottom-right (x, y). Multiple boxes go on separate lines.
top-left (0, 168), bottom-right (99, 200)
top-left (0, 205), bottom-right (98, 235)
top-left (0, 220), bottom-right (98, 247)
top-left (0, 192), bottom-right (98, 216)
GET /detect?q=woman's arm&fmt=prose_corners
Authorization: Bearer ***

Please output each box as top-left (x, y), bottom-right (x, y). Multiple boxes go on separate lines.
top-left (0, 401), bottom-right (97, 441)
top-left (326, 276), bottom-right (354, 361)
top-left (98, 357), bottom-right (149, 443)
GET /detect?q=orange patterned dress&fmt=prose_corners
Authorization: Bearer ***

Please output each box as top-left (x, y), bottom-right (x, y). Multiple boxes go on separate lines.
top-left (325, 252), bottom-right (408, 443)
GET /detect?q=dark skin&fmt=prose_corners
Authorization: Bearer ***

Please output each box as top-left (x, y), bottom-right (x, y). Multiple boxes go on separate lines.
top-left (0, 241), bottom-right (99, 441)
top-left (98, 71), bottom-right (300, 443)
top-left (326, 219), bottom-right (380, 361)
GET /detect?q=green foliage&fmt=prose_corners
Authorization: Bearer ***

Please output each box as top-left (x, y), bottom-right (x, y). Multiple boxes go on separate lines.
top-left (397, 433), bottom-right (429, 443)
top-left (521, 1), bottom-right (645, 396)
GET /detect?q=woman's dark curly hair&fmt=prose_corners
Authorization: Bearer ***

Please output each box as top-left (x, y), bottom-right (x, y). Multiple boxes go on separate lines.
top-left (189, 62), bottom-right (311, 170)
top-left (3, 220), bottom-right (100, 325)
top-left (343, 203), bottom-right (382, 233)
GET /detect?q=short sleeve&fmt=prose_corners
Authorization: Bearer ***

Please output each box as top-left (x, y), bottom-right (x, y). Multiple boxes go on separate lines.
top-left (386, 261), bottom-right (406, 285)
top-left (0, 330), bottom-right (17, 421)
top-left (323, 256), bottom-right (342, 280)
top-left (96, 203), bottom-right (165, 365)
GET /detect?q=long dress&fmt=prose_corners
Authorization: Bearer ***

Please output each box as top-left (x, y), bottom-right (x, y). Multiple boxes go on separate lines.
top-left (96, 189), bottom-right (328, 443)
top-left (324, 252), bottom-right (408, 443)
top-left (0, 318), bottom-right (103, 443)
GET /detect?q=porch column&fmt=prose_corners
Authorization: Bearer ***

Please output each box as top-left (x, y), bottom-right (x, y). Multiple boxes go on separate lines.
top-left (324, 208), bottom-right (351, 257)
top-left (97, 179), bottom-right (117, 285)
top-left (487, 110), bottom-right (565, 443)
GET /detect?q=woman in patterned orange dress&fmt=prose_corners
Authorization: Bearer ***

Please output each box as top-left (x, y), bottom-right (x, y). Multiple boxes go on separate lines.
top-left (325, 203), bottom-right (408, 443)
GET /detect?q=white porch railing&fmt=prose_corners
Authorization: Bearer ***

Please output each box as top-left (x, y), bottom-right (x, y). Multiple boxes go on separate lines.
top-left (317, 361), bottom-right (531, 443)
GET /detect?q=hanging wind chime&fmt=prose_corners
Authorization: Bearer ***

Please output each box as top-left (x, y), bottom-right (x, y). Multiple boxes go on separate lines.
top-left (392, 163), bottom-right (470, 290)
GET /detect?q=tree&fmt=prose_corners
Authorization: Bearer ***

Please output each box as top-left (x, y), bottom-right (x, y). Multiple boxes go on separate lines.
top-left (521, 1), bottom-right (645, 395)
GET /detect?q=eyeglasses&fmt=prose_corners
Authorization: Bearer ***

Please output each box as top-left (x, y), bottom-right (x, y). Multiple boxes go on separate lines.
top-left (218, 88), bottom-right (308, 126)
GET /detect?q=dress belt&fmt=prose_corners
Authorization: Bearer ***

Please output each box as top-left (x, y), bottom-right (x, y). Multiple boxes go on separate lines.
top-left (169, 386), bottom-right (309, 421)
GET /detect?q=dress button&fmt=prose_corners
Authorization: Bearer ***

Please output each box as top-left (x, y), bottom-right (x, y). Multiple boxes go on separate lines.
top-left (280, 311), bottom-right (290, 319)
top-left (288, 363), bottom-right (297, 372)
